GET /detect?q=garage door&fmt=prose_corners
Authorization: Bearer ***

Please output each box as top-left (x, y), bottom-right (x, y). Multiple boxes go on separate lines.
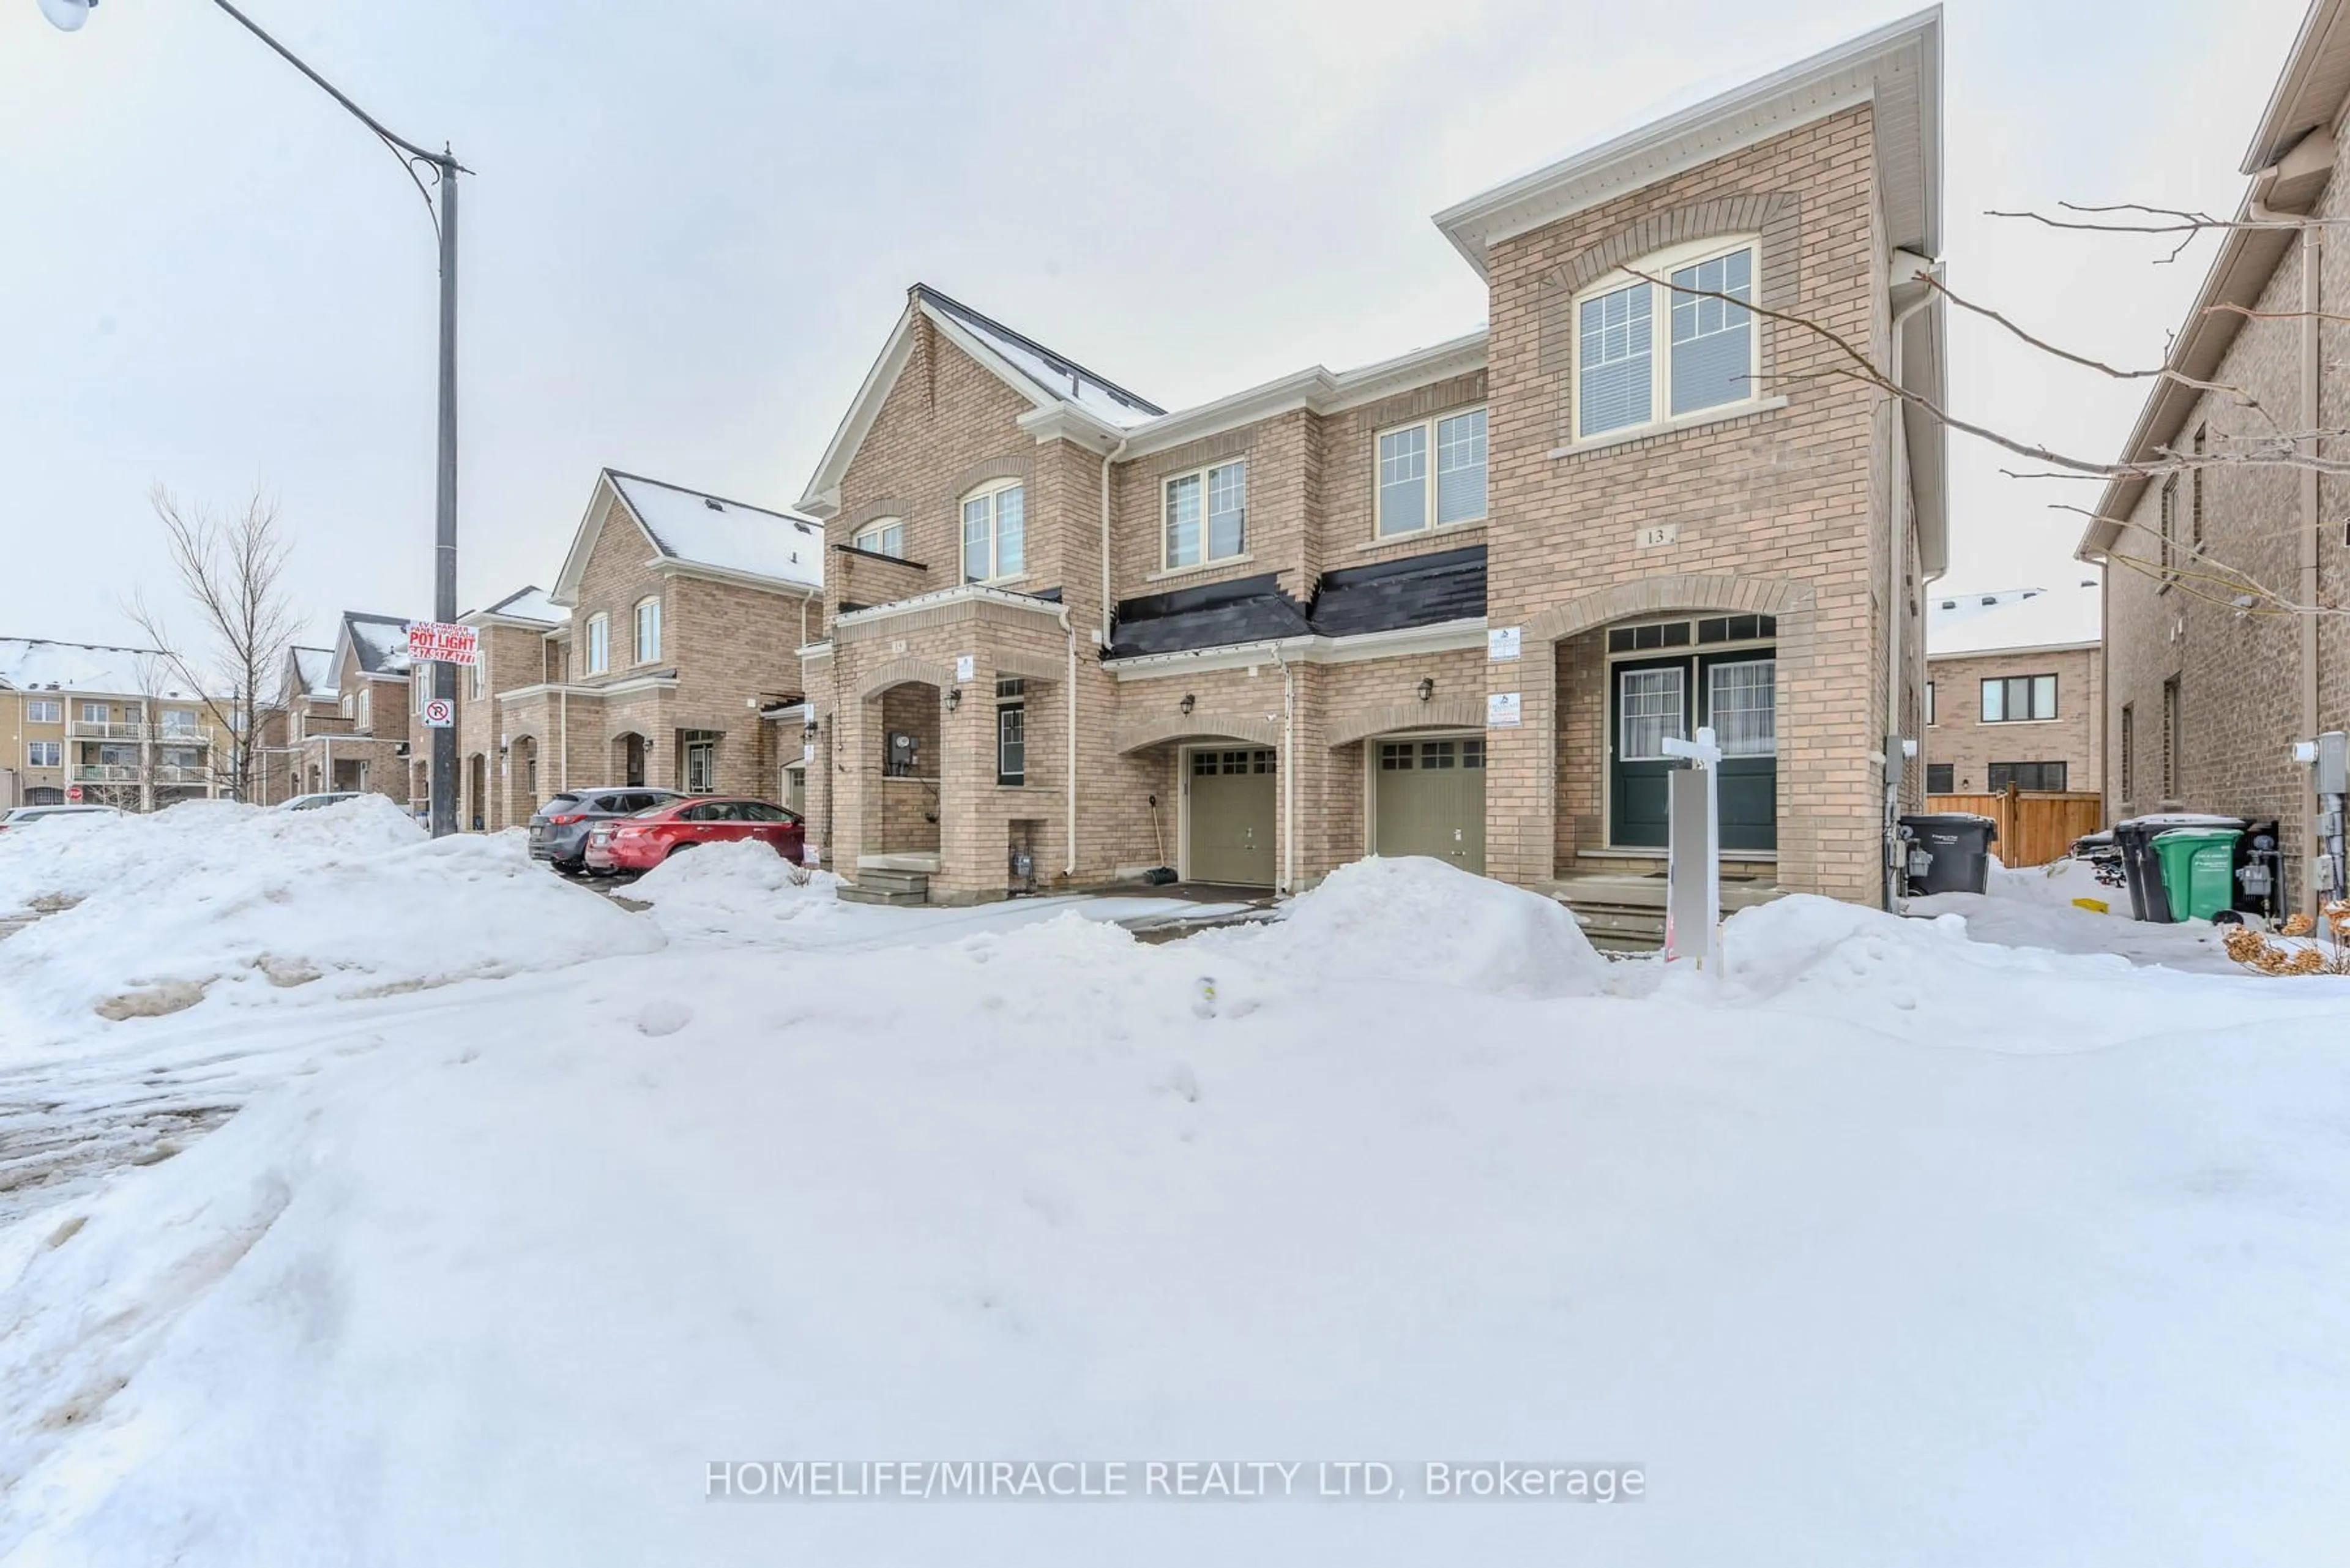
top-left (1187, 748), bottom-right (1277, 885)
top-left (1373, 735), bottom-right (1485, 872)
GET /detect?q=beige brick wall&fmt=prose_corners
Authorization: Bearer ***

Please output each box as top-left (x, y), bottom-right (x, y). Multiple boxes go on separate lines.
top-left (1925, 646), bottom-right (2100, 796)
top-left (2099, 124), bottom-right (2350, 903)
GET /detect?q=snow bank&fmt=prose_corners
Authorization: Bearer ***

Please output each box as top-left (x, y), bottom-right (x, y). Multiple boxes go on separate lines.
top-left (623, 839), bottom-right (843, 942)
top-left (1199, 855), bottom-right (1608, 997)
top-left (0, 801), bottom-right (660, 1043)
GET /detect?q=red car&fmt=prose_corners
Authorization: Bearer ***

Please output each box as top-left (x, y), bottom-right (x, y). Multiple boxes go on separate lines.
top-left (582, 796), bottom-right (805, 873)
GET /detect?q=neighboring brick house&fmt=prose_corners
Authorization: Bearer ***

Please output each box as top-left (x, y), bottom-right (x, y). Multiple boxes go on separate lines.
top-left (0, 638), bottom-right (226, 811)
top-left (490, 469), bottom-right (822, 826)
top-left (2080, 0), bottom-right (2350, 917)
top-left (793, 12), bottom-right (1945, 916)
top-left (256, 645), bottom-right (338, 805)
top-left (1923, 583), bottom-right (2101, 797)
top-left (284, 612), bottom-right (415, 804)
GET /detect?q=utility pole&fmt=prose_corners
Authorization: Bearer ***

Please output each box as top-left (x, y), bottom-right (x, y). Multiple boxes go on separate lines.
top-left (43, 0), bottom-right (468, 836)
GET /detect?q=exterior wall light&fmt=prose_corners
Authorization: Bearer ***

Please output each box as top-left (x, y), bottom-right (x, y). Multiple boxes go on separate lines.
top-left (946, 687), bottom-right (962, 713)
top-left (1179, 693), bottom-right (1196, 715)
top-left (1417, 678), bottom-right (1435, 703)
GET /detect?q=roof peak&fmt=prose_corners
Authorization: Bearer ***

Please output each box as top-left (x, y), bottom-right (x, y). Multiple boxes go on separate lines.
top-left (911, 283), bottom-right (1165, 417)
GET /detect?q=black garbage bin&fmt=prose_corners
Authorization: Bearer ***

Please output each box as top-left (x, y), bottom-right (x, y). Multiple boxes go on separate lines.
top-left (2113, 813), bottom-right (2246, 923)
top-left (1898, 813), bottom-right (1998, 896)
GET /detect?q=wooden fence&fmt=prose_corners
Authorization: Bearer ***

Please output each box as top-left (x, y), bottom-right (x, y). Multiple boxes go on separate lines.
top-left (1923, 790), bottom-right (2105, 870)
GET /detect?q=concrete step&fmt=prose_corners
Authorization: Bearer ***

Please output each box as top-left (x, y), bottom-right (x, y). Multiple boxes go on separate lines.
top-left (849, 868), bottom-right (931, 897)
top-left (838, 881), bottom-right (930, 907)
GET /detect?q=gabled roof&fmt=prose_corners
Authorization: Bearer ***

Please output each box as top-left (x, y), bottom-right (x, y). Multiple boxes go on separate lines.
top-left (553, 469), bottom-right (823, 605)
top-left (1433, 8), bottom-right (1942, 276)
top-left (800, 285), bottom-right (1163, 515)
top-left (0, 638), bottom-right (176, 698)
top-left (2082, 0), bottom-right (2345, 561)
top-left (1927, 581), bottom-right (2102, 658)
top-left (289, 645), bottom-right (335, 702)
top-left (332, 611), bottom-right (414, 681)
top-left (464, 585), bottom-right (567, 628)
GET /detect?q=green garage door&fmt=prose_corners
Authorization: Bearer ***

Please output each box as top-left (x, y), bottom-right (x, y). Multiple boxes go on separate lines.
top-left (1373, 735), bottom-right (1485, 872)
top-left (1188, 748), bottom-right (1277, 885)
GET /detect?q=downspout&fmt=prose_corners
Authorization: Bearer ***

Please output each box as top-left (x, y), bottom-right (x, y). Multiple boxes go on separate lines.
top-left (558, 689), bottom-right (568, 796)
top-left (1269, 640), bottom-right (1295, 895)
top-left (1055, 603), bottom-right (1078, 879)
top-left (1882, 258), bottom-right (1941, 909)
top-left (1100, 438), bottom-right (1130, 650)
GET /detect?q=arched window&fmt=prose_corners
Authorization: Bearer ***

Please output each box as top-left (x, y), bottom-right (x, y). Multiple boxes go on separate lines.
top-left (852, 517), bottom-right (906, 559)
top-left (340, 693), bottom-right (354, 720)
top-left (1573, 234), bottom-right (1759, 441)
top-left (634, 595), bottom-right (662, 665)
top-left (585, 612), bottom-right (611, 675)
top-left (357, 686), bottom-right (371, 730)
top-left (960, 480), bottom-right (1026, 584)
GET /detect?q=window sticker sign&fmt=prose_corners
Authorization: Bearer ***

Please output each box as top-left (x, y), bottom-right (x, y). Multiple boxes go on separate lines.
top-left (1486, 692), bottom-right (1522, 728)
top-left (1488, 626), bottom-right (1521, 662)
top-left (956, 654), bottom-right (976, 683)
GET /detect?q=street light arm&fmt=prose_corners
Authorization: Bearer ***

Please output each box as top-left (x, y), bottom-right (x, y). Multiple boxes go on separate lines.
top-left (206, 0), bottom-right (461, 171)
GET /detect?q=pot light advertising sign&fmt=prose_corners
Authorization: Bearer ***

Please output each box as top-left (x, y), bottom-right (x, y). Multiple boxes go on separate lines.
top-left (407, 621), bottom-right (479, 667)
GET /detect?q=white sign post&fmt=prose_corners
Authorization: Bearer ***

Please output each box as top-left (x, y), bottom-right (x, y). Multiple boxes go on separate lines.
top-left (1660, 725), bottom-right (1723, 971)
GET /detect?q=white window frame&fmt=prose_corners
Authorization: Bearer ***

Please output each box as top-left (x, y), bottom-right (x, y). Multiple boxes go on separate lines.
top-left (25, 700), bottom-right (59, 725)
top-left (469, 650), bottom-right (487, 701)
top-left (585, 613), bottom-right (610, 675)
top-left (412, 674), bottom-right (425, 716)
top-left (340, 693), bottom-right (354, 720)
top-left (28, 741), bottom-right (60, 768)
top-left (1160, 458), bottom-right (1248, 570)
top-left (81, 701), bottom-right (109, 725)
top-left (852, 517), bottom-right (907, 559)
top-left (960, 479), bottom-right (1027, 584)
top-left (633, 595), bottom-right (662, 665)
top-left (1374, 405), bottom-right (1488, 539)
top-left (357, 687), bottom-right (371, 730)
top-left (1572, 234), bottom-right (1762, 442)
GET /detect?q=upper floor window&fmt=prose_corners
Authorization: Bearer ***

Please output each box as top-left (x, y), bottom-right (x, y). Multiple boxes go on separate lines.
top-left (961, 480), bottom-right (1026, 584)
top-left (469, 654), bottom-right (487, 701)
top-left (1575, 237), bottom-right (1757, 441)
top-left (634, 595), bottom-right (662, 665)
top-left (1163, 459), bottom-right (1247, 569)
top-left (357, 687), bottom-right (372, 730)
top-left (1925, 681), bottom-right (1936, 726)
top-left (81, 701), bottom-right (109, 725)
top-left (340, 694), bottom-right (354, 720)
top-left (1981, 673), bottom-right (2056, 723)
top-left (853, 518), bottom-right (906, 559)
top-left (412, 675), bottom-right (425, 716)
top-left (25, 700), bottom-right (59, 725)
top-left (1376, 407), bottom-right (1486, 537)
top-left (585, 613), bottom-right (611, 675)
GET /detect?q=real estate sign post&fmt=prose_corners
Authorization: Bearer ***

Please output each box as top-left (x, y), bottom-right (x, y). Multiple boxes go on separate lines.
top-left (1662, 726), bottom-right (1723, 971)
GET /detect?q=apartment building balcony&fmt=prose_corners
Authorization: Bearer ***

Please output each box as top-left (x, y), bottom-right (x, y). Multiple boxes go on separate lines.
top-left (156, 725), bottom-right (217, 749)
top-left (67, 720), bottom-right (148, 741)
top-left (154, 764), bottom-right (213, 786)
top-left (71, 764), bottom-right (142, 783)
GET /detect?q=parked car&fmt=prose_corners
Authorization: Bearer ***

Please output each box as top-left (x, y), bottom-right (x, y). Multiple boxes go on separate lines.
top-left (0, 803), bottom-right (124, 834)
top-left (280, 792), bottom-right (365, 812)
top-left (529, 787), bottom-right (685, 872)
top-left (583, 797), bottom-right (804, 874)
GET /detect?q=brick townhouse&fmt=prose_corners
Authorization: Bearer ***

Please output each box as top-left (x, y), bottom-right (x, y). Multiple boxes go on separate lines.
top-left (792, 10), bottom-right (1946, 918)
top-left (251, 645), bottom-right (334, 805)
top-left (2080, 0), bottom-right (2350, 916)
top-left (417, 585), bottom-right (569, 832)
top-left (1923, 582), bottom-right (2102, 797)
top-left (483, 469), bottom-right (822, 827)
top-left (1, 638), bottom-right (229, 811)
top-left (281, 612), bottom-right (415, 804)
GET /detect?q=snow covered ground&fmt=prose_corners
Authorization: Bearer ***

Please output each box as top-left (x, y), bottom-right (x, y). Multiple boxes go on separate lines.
top-left (2, 809), bottom-right (2347, 1566)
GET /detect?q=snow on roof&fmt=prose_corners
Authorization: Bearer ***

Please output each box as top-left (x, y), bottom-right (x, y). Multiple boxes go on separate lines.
top-left (0, 638), bottom-right (182, 698)
top-left (343, 612), bottom-right (414, 676)
top-left (916, 285), bottom-right (1164, 430)
top-left (291, 646), bottom-right (336, 700)
top-left (1928, 581), bottom-right (2102, 657)
top-left (607, 472), bottom-right (824, 589)
top-left (471, 586), bottom-right (567, 626)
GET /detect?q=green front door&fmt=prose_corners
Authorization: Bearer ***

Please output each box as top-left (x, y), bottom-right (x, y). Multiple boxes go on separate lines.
top-left (1373, 734), bottom-right (1486, 872)
top-left (1609, 652), bottom-right (1777, 852)
top-left (1187, 747), bottom-right (1277, 885)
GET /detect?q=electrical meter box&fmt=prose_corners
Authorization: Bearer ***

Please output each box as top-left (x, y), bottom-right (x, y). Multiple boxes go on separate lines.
top-left (2318, 731), bottom-right (2349, 797)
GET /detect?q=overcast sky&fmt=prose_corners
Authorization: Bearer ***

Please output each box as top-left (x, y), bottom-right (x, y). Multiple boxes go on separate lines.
top-left (0, 0), bottom-right (2310, 656)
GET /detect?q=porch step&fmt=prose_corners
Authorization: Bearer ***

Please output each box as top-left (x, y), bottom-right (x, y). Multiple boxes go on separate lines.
top-left (840, 868), bottom-right (930, 906)
top-left (1539, 872), bottom-right (1791, 955)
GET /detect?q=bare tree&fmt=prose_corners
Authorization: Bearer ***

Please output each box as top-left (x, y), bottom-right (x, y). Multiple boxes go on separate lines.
top-left (125, 486), bottom-right (302, 804)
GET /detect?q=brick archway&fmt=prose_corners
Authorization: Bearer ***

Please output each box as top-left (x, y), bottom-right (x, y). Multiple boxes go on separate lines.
top-left (1111, 712), bottom-right (1280, 756)
top-left (1490, 572), bottom-right (1820, 887)
top-left (1327, 698), bottom-right (1486, 750)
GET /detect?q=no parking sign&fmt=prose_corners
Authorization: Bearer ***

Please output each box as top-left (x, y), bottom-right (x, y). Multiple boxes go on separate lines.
top-left (422, 698), bottom-right (455, 729)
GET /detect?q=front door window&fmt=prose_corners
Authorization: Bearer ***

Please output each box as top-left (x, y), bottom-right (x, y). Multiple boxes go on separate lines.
top-left (685, 738), bottom-right (716, 794)
top-left (1617, 667), bottom-right (1685, 760)
top-left (1707, 659), bottom-right (1777, 756)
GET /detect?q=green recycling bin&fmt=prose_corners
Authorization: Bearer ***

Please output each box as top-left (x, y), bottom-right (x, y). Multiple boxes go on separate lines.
top-left (2150, 827), bottom-right (2243, 922)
